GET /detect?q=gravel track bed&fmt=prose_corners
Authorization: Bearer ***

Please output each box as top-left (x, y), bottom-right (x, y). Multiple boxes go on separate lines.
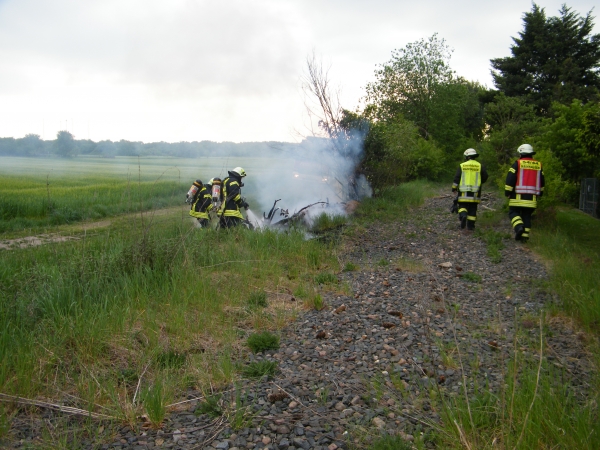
top-left (6, 192), bottom-right (594, 449)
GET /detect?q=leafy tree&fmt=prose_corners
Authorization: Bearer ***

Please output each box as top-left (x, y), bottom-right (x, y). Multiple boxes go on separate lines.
top-left (578, 103), bottom-right (600, 156)
top-left (362, 114), bottom-right (445, 188)
top-left (54, 130), bottom-right (77, 157)
top-left (536, 100), bottom-right (600, 182)
top-left (484, 93), bottom-right (541, 164)
top-left (19, 134), bottom-right (43, 156)
top-left (491, 4), bottom-right (600, 115)
top-left (364, 34), bottom-right (485, 156)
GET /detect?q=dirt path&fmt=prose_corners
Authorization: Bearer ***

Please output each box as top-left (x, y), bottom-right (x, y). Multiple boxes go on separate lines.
top-left (0, 206), bottom-right (183, 250)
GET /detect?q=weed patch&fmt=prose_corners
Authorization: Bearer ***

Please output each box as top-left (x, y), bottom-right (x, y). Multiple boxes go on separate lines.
top-left (314, 272), bottom-right (338, 284)
top-left (242, 361), bottom-right (278, 379)
top-left (369, 435), bottom-right (412, 450)
top-left (195, 394), bottom-right (223, 418)
top-left (462, 272), bottom-right (482, 283)
top-left (247, 332), bottom-right (279, 353)
top-left (247, 291), bottom-right (268, 309)
top-left (343, 262), bottom-right (358, 272)
top-left (156, 350), bottom-right (186, 369)
top-left (306, 293), bottom-right (325, 311)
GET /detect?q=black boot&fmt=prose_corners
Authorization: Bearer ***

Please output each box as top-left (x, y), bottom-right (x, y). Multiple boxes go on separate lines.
top-left (459, 213), bottom-right (467, 229)
top-left (514, 224), bottom-right (524, 241)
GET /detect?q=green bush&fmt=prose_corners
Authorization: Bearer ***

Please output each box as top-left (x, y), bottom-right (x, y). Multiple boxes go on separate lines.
top-left (362, 118), bottom-right (445, 189)
top-left (247, 332), bottom-right (279, 353)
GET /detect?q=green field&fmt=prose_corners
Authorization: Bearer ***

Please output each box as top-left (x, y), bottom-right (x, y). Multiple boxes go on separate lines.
top-left (0, 156), bottom-right (294, 234)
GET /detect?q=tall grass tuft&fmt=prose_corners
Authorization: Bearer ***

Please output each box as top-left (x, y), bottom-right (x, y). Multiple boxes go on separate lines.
top-left (142, 381), bottom-right (168, 428)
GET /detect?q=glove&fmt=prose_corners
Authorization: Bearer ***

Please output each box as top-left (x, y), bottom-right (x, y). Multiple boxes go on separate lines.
top-left (242, 201), bottom-right (249, 210)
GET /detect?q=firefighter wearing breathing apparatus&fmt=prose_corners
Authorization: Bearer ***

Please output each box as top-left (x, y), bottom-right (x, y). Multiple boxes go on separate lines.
top-left (505, 144), bottom-right (545, 242)
top-left (452, 148), bottom-right (488, 231)
top-left (219, 167), bottom-right (249, 228)
top-left (186, 179), bottom-right (213, 228)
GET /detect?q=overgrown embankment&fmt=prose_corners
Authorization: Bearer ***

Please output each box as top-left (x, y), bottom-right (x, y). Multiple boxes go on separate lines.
top-left (1, 181), bottom-right (599, 450)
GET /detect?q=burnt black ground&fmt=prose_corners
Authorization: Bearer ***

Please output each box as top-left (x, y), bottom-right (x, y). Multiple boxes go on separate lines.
top-left (4, 191), bottom-right (594, 449)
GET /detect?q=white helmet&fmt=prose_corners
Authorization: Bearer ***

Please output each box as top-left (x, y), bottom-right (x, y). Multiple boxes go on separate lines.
top-left (464, 148), bottom-right (478, 158)
top-left (517, 144), bottom-right (535, 155)
top-left (231, 167), bottom-right (247, 177)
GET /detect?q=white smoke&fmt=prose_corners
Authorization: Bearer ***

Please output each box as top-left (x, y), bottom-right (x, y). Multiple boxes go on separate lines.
top-left (243, 131), bottom-right (371, 227)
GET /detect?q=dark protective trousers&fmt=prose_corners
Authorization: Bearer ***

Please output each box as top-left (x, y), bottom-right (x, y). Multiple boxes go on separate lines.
top-left (195, 218), bottom-right (210, 228)
top-left (219, 216), bottom-right (242, 229)
top-left (458, 202), bottom-right (478, 230)
top-left (509, 206), bottom-right (535, 241)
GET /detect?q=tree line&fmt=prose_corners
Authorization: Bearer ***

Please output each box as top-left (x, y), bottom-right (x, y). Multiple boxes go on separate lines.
top-left (0, 132), bottom-right (312, 159)
top-left (343, 3), bottom-right (600, 207)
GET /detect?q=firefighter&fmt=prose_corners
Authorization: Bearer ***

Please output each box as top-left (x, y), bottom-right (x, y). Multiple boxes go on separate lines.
top-left (219, 167), bottom-right (249, 228)
top-left (452, 148), bottom-right (488, 231)
top-left (505, 144), bottom-right (545, 242)
top-left (188, 179), bottom-right (213, 228)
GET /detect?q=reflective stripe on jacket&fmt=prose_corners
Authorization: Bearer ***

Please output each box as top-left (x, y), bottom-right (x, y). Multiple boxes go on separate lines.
top-left (219, 177), bottom-right (244, 219)
top-left (452, 160), bottom-right (488, 203)
top-left (459, 160), bottom-right (482, 193)
top-left (189, 186), bottom-right (213, 219)
top-left (505, 157), bottom-right (545, 208)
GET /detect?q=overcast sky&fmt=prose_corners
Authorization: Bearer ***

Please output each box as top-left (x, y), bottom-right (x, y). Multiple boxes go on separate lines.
top-left (0, 0), bottom-right (597, 144)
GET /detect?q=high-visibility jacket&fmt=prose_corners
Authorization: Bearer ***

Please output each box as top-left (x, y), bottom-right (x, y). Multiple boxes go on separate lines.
top-left (189, 185), bottom-right (213, 220)
top-left (505, 157), bottom-right (545, 208)
top-left (219, 173), bottom-right (244, 219)
top-left (452, 160), bottom-right (488, 203)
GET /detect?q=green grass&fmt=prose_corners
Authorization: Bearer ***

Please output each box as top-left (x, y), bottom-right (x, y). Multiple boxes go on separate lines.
top-left (308, 293), bottom-right (325, 311)
top-left (369, 435), bottom-right (412, 450)
top-left (461, 272), bottom-right (482, 283)
top-left (311, 213), bottom-right (348, 233)
top-left (532, 208), bottom-right (600, 329)
top-left (343, 261), bottom-right (358, 272)
top-left (314, 272), bottom-right (338, 284)
top-left (195, 394), bottom-right (223, 418)
top-left (354, 180), bottom-right (435, 224)
top-left (0, 155), bottom-right (300, 233)
top-left (435, 203), bottom-right (600, 449)
top-left (440, 357), bottom-right (600, 449)
top-left (247, 291), bottom-right (268, 309)
top-left (141, 380), bottom-right (168, 428)
top-left (0, 215), bottom-right (336, 414)
top-left (241, 360), bottom-right (278, 379)
top-left (246, 332), bottom-right (280, 353)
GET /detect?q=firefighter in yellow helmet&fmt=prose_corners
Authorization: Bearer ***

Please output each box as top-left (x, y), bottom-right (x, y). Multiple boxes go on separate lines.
top-left (186, 179), bottom-right (213, 228)
top-left (219, 167), bottom-right (249, 228)
top-left (452, 148), bottom-right (488, 231)
top-left (505, 144), bottom-right (545, 242)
